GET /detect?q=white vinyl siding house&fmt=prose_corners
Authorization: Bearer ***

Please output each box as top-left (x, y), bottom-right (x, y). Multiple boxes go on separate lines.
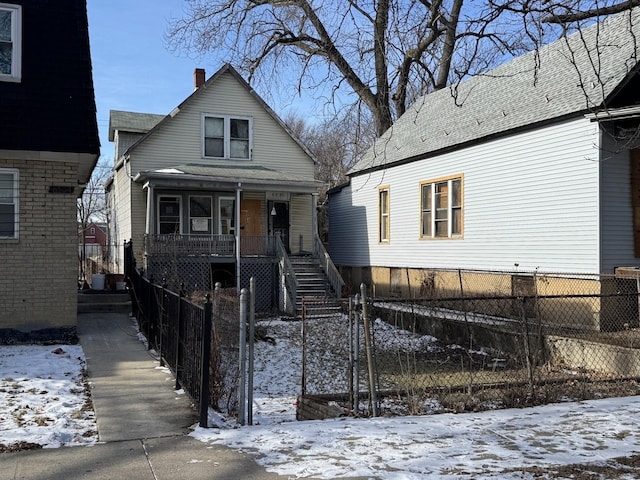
top-left (331, 118), bottom-right (601, 273)
top-left (107, 65), bottom-right (322, 304)
top-left (329, 8), bottom-right (640, 280)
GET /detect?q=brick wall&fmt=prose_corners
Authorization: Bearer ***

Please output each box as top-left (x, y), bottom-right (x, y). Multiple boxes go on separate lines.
top-left (0, 158), bottom-right (79, 334)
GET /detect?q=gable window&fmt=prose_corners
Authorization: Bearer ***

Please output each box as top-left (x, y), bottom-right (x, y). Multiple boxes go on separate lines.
top-left (378, 186), bottom-right (390, 243)
top-left (189, 195), bottom-right (212, 235)
top-left (158, 196), bottom-right (181, 234)
top-left (0, 3), bottom-right (21, 82)
top-left (420, 175), bottom-right (463, 238)
top-left (203, 115), bottom-right (251, 159)
top-left (0, 169), bottom-right (18, 239)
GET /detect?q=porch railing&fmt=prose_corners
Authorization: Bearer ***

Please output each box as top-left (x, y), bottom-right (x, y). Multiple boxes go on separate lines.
top-left (275, 236), bottom-right (297, 315)
top-left (144, 234), bottom-right (276, 257)
top-left (313, 233), bottom-right (344, 299)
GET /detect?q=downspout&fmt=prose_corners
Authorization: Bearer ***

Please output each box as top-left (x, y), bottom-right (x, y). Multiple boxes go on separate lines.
top-left (235, 183), bottom-right (242, 292)
top-left (144, 182), bottom-right (154, 235)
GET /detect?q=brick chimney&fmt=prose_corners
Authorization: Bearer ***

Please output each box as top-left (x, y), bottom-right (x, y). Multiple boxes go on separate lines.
top-left (194, 68), bottom-right (206, 90)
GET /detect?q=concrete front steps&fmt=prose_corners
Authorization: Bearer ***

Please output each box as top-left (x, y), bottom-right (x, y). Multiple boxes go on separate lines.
top-left (77, 290), bottom-right (132, 314)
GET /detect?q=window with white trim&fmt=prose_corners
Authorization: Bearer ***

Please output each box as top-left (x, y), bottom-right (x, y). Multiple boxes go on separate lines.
top-left (219, 197), bottom-right (235, 235)
top-left (420, 176), bottom-right (463, 238)
top-left (158, 196), bottom-right (181, 234)
top-left (203, 115), bottom-right (251, 159)
top-left (0, 169), bottom-right (18, 239)
top-left (0, 3), bottom-right (21, 82)
top-left (378, 186), bottom-right (390, 243)
top-left (189, 195), bottom-right (212, 235)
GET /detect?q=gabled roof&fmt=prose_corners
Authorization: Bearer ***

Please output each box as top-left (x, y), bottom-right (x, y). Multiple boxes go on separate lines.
top-left (111, 63), bottom-right (317, 164)
top-left (350, 7), bottom-right (640, 175)
top-left (108, 110), bottom-right (165, 141)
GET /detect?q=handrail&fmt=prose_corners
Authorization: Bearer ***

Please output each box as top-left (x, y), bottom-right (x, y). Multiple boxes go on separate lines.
top-left (275, 236), bottom-right (297, 315)
top-left (313, 234), bottom-right (344, 299)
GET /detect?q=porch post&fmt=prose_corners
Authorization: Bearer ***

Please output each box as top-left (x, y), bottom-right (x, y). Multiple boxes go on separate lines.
top-left (312, 192), bottom-right (318, 235)
top-left (235, 184), bottom-right (242, 292)
top-left (144, 182), bottom-right (154, 235)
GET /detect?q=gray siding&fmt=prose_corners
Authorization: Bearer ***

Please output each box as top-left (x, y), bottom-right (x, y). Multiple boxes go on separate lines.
top-left (128, 71), bottom-right (315, 179)
top-left (600, 133), bottom-right (637, 272)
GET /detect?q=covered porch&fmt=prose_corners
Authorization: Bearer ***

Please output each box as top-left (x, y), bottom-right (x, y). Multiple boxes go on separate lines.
top-left (133, 164), bottom-right (322, 299)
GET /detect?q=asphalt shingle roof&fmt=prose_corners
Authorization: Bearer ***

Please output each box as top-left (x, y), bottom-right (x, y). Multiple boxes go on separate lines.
top-left (108, 110), bottom-right (165, 141)
top-left (350, 7), bottom-right (640, 175)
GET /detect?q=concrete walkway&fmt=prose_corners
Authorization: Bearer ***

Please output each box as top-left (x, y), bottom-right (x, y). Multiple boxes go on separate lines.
top-left (1, 311), bottom-right (286, 480)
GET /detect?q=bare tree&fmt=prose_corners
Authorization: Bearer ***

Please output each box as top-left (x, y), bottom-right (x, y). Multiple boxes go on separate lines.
top-left (167, 0), bottom-right (637, 137)
top-left (77, 157), bottom-right (111, 283)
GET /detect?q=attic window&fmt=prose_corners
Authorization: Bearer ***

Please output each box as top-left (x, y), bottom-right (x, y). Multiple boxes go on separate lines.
top-left (203, 114), bottom-right (252, 160)
top-left (0, 3), bottom-right (21, 82)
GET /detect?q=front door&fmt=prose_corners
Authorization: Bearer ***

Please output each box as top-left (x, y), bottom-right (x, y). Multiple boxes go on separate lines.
top-left (240, 199), bottom-right (263, 254)
top-left (270, 201), bottom-right (290, 252)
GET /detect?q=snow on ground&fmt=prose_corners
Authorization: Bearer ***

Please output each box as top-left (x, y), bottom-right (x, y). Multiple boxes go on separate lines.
top-left (2, 318), bottom-right (640, 478)
top-left (0, 345), bottom-right (97, 450)
top-left (192, 318), bottom-right (640, 479)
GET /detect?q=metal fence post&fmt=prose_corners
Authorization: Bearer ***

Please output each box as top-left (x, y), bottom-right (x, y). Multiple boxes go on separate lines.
top-left (159, 279), bottom-right (167, 366)
top-left (200, 293), bottom-right (213, 428)
top-left (353, 294), bottom-right (361, 413)
top-left (238, 288), bottom-right (248, 426)
top-left (248, 277), bottom-right (255, 425)
top-left (361, 284), bottom-right (378, 417)
top-left (175, 283), bottom-right (185, 390)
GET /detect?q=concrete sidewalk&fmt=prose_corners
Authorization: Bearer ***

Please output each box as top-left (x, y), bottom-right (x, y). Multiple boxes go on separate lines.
top-left (1, 311), bottom-right (286, 480)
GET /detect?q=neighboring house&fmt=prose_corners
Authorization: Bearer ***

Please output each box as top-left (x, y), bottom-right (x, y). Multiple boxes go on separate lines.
top-left (329, 9), bottom-right (640, 298)
top-left (107, 65), bottom-right (336, 312)
top-left (79, 221), bottom-right (107, 259)
top-left (80, 222), bottom-right (107, 246)
top-left (0, 0), bottom-right (99, 341)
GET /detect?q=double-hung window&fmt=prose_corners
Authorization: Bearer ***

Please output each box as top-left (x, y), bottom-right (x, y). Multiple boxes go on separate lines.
top-left (0, 3), bottom-right (21, 82)
top-left (420, 176), bottom-right (463, 238)
top-left (158, 196), bottom-right (181, 234)
top-left (203, 115), bottom-right (251, 159)
top-left (378, 186), bottom-right (390, 243)
top-left (189, 195), bottom-right (212, 235)
top-left (0, 169), bottom-right (18, 239)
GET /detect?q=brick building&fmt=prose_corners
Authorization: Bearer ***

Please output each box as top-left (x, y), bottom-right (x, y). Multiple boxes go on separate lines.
top-left (0, 0), bottom-right (99, 341)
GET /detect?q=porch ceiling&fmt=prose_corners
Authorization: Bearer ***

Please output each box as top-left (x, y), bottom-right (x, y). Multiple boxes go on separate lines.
top-left (134, 164), bottom-right (322, 193)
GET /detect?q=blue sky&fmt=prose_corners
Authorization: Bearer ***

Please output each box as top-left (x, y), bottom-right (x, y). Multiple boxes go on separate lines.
top-left (87, 0), bottom-right (316, 164)
top-left (88, 0), bottom-right (198, 162)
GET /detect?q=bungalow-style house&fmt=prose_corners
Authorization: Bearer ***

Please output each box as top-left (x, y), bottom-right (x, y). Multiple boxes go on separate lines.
top-left (328, 9), bottom-right (640, 328)
top-left (0, 0), bottom-right (99, 341)
top-left (107, 65), bottom-right (338, 312)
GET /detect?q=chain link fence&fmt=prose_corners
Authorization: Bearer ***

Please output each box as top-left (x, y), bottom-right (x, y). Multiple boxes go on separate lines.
top-left (301, 269), bottom-right (640, 418)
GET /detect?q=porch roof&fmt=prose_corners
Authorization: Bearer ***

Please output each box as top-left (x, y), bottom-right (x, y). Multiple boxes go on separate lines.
top-left (133, 164), bottom-right (322, 193)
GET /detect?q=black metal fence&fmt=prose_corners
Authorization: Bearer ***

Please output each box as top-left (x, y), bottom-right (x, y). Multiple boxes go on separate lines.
top-left (124, 240), bottom-right (242, 426)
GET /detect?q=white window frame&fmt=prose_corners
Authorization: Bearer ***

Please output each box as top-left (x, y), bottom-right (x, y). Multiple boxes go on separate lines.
top-left (189, 195), bottom-right (213, 235)
top-left (420, 175), bottom-right (463, 239)
top-left (0, 168), bottom-right (18, 239)
top-left (378, 186), bottom-right (390, 243)
top-left (157, 195), bottom-right (182, 235)
top-left (0, 3), bottom-right (21, 82)
top-left (202, 114), bottom-right (252, 160)
top-left (218, 196), bottom-right (235, 235)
